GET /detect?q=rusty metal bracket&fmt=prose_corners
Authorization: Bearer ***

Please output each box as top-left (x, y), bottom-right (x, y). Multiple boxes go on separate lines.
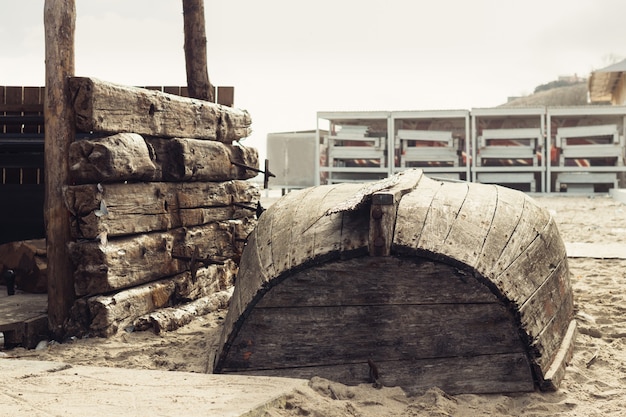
top-left (173, 246), bottom-right (226, 282)
top-left (369, 192), bottom-right (395, 257)
top-left (231, 158), bottom-right (275, 189)
top-left (233, 201), bottom-right (265, 218)
top-left (366, 171), bottom-right (424, 257)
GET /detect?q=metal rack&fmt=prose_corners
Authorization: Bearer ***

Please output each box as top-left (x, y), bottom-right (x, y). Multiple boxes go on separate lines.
top-left (547, 106), bottom-right (626, 192)
top-left (316, 111), bottom-right (392, 184)
top-left (313, 107), bottom-right (626, 193)
top-left (392, 110), bottom-right (470, 181)
top-left (471, 107), bottom-right (546, 192)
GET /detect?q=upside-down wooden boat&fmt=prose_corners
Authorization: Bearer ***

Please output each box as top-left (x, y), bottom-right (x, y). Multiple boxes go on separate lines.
top-left (211, 169), bottom-right (576, 394)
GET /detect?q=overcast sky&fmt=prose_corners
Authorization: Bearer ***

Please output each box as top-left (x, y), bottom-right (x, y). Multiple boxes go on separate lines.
top-left (2, 1), bottom-right (625, 159)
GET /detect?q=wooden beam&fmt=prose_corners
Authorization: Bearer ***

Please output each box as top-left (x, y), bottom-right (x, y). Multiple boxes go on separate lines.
top-left (44, 0), bottom-right (76, 339)
top-left (183, 0), bottom-right (213, 101)
top-left (69, 220), bottom-right (254, 297)
top-left (68, 134), bottom-right (258, 184)
top-left (69, 77), bottom-right (251, 142)
top-left (64, 180), bottom-right (259, 239)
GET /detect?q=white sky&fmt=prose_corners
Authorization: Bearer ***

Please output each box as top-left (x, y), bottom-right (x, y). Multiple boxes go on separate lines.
top-left (1, 0), bottom-right (625, 160)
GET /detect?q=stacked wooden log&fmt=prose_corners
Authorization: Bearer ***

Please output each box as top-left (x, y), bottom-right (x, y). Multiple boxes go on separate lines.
top-left (64, 77), bottom-right (259, 337)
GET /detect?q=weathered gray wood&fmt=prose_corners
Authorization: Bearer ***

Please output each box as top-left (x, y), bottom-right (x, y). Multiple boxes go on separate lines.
top-left (65, 180), bottom-right (259, 239)
top-left (69, 133), bottom-right (157, 183)
top-left (70, 220), bottom-right (253, 297)
top-left (88, 278), bottom-right (177, 336)
top-left (216, 184), bottom-right (368, 356)
top-left (280, 186), bottom-right (346, 274)
top-left (230, 353), bottom-right (534, 395)
top-left (518, 258), bottom-right (570, 340)
top-left (44, 0), bottom-right (76, 339)
top-left (221, 303), bottom-right (524, 370)
top-left (216, 254), bottom-right (527, 391)
top-left (417, 181), bottom-right (469, 253)
top-left (69, 76), bottom-right (251, 142)
top-left (69, 133), bottom-right (258, 183)
top-left (134, 289), bottom-right (232, 334)
top-left (532, 283), bottom-right (575, 373)
top-left (494, 217), bottom-right (565, 306)
top-left (340, 208), bottom-right (370, 255)
top-left (176, 180), bottom-right (259, 209)
top-left (491, 195), bottom-right (551, 280)
top-left (325, 175), bottom-right (404, 215)
top-left (85, 260), bottom-right (237, 336)
top-left (66, 180), bottom-right (258, 215)
top-left (541, 319), bottom-right (577, 391)
top-left (474, 185), bottom-right (526, 277)
top-left (252, 190), bottom-right (293, 281)
top-left (172, 219), bottom-right (255, 262)
top-left (182, 0), bottom-right (213, 102)
top-left (173, 259), bottom-right (238, 301)
top-left (71, 207), bottom-right (253, 240)
top-left (393, 176), bottom-right (443, 250)
top-left (70, 232), bottom-right (180, 297)
top-left (146, 138), bottom-right (258, 181)
top-left (256, 257), bottom-right (495, 308)
top-left (215, 228), bottom-right (263, 354)
top-left (440, 183), bottom-right (498, 266)
top-left (267, 190), bottom-right (305, 274)
top-left (312, 184), bottom-right (362, 259)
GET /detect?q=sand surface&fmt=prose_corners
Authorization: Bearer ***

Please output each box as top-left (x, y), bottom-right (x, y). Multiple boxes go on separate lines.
top-left (2, 194), bottom-right (625, 416)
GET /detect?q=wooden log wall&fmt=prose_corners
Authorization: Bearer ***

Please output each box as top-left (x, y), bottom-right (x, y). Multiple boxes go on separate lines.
top-left (0, 83), bottom-right (235, 247)
top-left (63, 78), bottom-right (259, 337)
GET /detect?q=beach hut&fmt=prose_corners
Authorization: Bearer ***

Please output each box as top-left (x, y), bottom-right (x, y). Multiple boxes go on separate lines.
top-left (211, 169), bottom-right (576, 394)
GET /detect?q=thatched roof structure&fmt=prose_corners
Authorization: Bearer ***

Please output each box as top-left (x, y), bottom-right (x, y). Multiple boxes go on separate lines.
top-left (588, 58), bottom-right (626, 103)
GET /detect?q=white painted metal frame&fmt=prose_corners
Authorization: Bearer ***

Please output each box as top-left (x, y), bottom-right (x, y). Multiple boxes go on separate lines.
top-left (471, 107), bottom-right (546, 192)
top-left (555, 172), bottom-right (619, 191)
top-left (391, 110), bottom-right (471, 180)
top-left (477, 128), bottom-right (541, 166)
top-left (397, 130), bottom-right (459, 167)
top-left (547, 106), bottom-right (626, 192)
top-left (316, 111), bottom-right (393, 185)
top-left (312, 106), bottom-right (626, 192)
top-left (555, 124), bottom-right (623, 165)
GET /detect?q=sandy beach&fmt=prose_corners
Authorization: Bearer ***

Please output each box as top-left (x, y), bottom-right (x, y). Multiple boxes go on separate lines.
top-left (1, 193), bottom-right (625, 416)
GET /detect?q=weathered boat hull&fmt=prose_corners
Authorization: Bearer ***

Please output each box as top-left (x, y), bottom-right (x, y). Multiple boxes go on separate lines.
top-left (212, 169), bottom-right (576, 394)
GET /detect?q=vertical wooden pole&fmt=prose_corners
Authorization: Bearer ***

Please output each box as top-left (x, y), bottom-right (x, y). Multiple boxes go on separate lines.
top-left (44, 0), bottom-right (76, 339)
top-left (182, 0), bottom-right (214, 101)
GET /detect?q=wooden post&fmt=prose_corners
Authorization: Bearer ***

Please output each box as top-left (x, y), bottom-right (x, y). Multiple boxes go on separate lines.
top-left (44, 0), bottom-right (76, 339)
top-left (182, 0), bottom-right (214, 101)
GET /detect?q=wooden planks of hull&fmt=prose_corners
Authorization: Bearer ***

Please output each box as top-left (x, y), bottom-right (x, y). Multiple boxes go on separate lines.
top-left (230, 353), bottom-right (535, 395)
top-left (217, 255), bottom-right (534, 394)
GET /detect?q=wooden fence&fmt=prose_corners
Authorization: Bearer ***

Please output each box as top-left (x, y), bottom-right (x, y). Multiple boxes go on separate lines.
top-left (0, 86), bottom-right (45, 244)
